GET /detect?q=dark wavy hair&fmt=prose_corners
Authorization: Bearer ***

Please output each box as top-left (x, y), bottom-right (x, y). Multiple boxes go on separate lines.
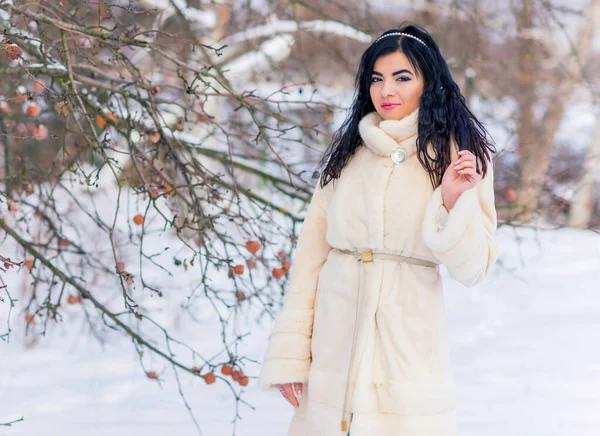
top-left (317, 23), bottom-right (496, 189)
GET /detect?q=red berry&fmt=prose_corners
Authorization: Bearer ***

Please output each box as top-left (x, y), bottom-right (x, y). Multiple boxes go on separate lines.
top-left (33, 124), bottom-right (48, 140)
top-left (133, 214), bottom-right (144, 225)
top-left (272, 268), bottom-right (285, 279)
top-left (203, 372), bottom-right (216, 384)
top-left (67, 295), bottom-right (81, 304)
top-left (245, 240), bottom-right (260, 254)
top-left (26, 103), bottom-right (41, 117)
top-left (6, 44), bottom-right (23, 60)
top-left (505, 189), bottom-right (517, 202)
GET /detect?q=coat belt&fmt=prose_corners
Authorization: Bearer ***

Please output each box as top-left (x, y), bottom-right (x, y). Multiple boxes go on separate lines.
top-left (334, 248), bottom-right (438, 433)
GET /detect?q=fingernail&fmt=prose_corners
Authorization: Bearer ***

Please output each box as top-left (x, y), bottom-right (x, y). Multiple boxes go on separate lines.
top-left (297, 389), bottom-right (303, 397)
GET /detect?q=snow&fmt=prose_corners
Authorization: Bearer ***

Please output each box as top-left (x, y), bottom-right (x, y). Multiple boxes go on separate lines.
top-left (2, 223), bottom-right (600, 435)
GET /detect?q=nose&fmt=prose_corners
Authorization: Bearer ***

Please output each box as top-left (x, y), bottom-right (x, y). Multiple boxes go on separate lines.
top-left (381, 79), bottom-right (395, 98)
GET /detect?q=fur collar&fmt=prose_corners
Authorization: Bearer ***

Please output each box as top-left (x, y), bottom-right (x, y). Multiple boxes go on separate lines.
top-left (358, 108), bottom-right (419, 158)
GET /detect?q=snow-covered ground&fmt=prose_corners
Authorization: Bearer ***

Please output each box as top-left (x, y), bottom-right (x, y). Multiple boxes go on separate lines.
top-left (2, 224), bottom-right (599, 436)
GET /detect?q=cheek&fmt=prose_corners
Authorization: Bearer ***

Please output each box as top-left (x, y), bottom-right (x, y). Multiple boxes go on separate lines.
top-left (369, 86), bottom-right (379, 103)
top-left (406, 85), bottom-right (423, 105)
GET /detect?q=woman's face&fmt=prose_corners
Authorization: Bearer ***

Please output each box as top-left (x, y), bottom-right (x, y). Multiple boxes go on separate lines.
top-left (369, 50), bottom-right (424, 121)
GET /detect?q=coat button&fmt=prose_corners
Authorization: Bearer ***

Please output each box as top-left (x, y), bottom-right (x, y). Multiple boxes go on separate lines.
top-left (391, 147), bottom-right (407, 164)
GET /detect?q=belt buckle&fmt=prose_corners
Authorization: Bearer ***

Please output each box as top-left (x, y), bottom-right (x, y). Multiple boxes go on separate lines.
top-left (361, 250), bottom-right (373, 263)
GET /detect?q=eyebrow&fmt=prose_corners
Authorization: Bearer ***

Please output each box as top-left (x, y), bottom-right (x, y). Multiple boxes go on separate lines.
top-left (371, 69), bottom-right (414, 76)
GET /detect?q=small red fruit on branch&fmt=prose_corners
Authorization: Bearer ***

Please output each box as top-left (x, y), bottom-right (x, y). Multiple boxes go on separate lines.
top-left (245, 240), bottom-right (260, 254)
top-left (272, 268), bottom-right (285, 279)
top-left (505, 188), bottom-right (517, 202)
top-left (33, 124), bottom-right (48, 140)
top-left (133, 214), bottom-right (144, 225)
top-left (25, 103), bottom-right (41, 117)
top-left (203, 372), bottom-right (216, 384)
top-left (5, 44), bottom-right (23, 60)
top-left (96, 111), bottom-right (117, 129)
top-left (67, 295), bottom-right (82, 304)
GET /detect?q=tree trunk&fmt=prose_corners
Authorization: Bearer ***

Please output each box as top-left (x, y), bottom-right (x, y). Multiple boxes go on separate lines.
top-left (513, 0), bottom-right (538, 223)
top-left (513, 0), bottom-right (599, 223)
top-left (569, 115), bottom-right (600, 227)
top-left (568, 0), bottom-right (600, 227)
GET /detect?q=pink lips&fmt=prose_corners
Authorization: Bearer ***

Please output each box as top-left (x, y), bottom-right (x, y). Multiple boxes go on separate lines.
top-left (381, 103), bottom-right (399, 110)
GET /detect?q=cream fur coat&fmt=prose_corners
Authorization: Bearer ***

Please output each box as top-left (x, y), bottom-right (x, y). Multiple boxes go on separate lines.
top-left (258, 108), bottom-right (498, 436)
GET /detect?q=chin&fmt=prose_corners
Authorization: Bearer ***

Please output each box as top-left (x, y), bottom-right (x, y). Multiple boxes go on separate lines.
top-left (378, 108), bottom-right (408, 121)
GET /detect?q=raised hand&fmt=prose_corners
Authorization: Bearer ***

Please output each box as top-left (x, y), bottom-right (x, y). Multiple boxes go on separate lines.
top-left (441, 150), bottom-right (481, 211)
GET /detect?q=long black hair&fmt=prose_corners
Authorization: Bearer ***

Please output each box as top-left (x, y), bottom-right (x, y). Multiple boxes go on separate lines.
top-left (317, 23), bottom-right (496, 189)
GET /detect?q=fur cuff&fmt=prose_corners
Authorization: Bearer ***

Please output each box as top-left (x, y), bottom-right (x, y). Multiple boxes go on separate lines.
top-left (435, 204), bottom-right (449, 230)
top-left (257, 357), bottom-right (311, 390)
top-left (258, 308), bottom-right (314, 390)
top-left (422, 185), bottom-right (480, 254)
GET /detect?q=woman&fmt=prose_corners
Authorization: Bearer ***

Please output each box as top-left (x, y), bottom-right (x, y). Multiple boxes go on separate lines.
top-left (258, 24), bottom-right (498, 436)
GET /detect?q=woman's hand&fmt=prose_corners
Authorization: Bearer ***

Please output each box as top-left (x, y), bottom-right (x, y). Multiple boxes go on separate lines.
top-left (441, 150), bottom-right (480, 211)
top-left (277, 382), bottom-right (303, 408)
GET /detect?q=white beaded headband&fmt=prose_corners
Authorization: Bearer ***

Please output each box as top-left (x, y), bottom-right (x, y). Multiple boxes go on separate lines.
top-left (374, 32), bottom-right (428, 48)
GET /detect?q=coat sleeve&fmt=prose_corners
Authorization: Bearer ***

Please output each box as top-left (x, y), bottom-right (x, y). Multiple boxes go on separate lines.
top-left (422, 158), bottom-right (498, 287)
top-left (257, 177), bottom-right (333, 390)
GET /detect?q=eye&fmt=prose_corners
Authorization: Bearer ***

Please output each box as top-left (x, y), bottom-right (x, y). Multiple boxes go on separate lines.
top-left (370, 77), bottom-right (381, 83)
top-left (397, 76), bottom-right (411, 82)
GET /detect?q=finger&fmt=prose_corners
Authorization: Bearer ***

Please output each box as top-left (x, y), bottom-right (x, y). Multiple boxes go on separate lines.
top-left (458, 168), bottom-right (477, 176)
top-left (286, 385), bottom-right (300, 407)
top-left (454, 160), bottom-right (475, 171)
top-left (293, 382), bottom-right (303, 398)
top-left (453, 156), bottom-right (470, 168)
top-left (455, 151), bottom-right (475, 162)
top-left (278, 384), bottom-right (289, 400)
top-left (278, 385), bottom-right (289, 401)
top-left (456, 154), bottom-right (475, 164)
top-left (283, 384), bottom-right (299, 408)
